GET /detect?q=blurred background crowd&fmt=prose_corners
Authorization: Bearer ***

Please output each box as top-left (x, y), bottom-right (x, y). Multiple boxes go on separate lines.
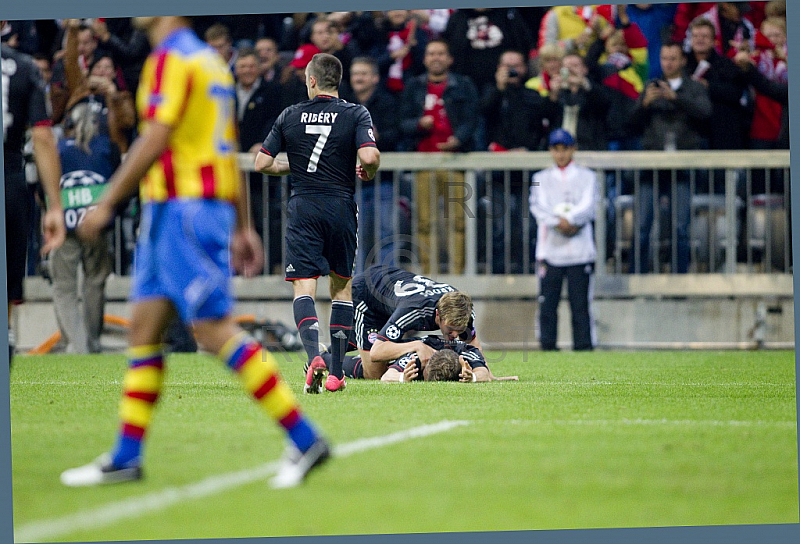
top-left (3, 2), bottom-right (789, 282)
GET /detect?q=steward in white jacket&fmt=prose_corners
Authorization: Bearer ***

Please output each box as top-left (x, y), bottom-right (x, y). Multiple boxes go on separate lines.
top-left (528, 128), bottom-right (597, 351)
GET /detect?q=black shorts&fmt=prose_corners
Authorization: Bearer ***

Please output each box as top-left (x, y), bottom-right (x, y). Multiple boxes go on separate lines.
top-left (4, 171), bottom-right (32, 303)
top-left (352, 273), bottom-right (386, 351)
top-left (284, 195), bottom-right (357, 281)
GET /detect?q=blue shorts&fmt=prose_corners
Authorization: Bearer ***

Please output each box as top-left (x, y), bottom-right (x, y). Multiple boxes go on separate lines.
top-left (131, 200), bottom-right (235, 323)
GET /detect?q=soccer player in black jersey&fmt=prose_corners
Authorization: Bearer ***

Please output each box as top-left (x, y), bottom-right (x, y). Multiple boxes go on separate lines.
top-left (255, 52), bottom-right (380, 393)
top-left (340, 335), bottom-right (496, 383)
top-left (351, 264), bottom-right (484, 380)
top-left (2, 23), bottom-right (66, 363)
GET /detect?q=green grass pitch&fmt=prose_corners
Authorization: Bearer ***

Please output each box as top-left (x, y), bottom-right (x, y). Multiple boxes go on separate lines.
top-left (9, 350), bottom-right (799, 542)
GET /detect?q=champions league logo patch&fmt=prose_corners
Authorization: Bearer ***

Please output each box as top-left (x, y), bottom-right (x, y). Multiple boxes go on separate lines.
top-left (385, 325), bottom-right (401, 340)
top-left (60, 169), bottom-right (107, 189)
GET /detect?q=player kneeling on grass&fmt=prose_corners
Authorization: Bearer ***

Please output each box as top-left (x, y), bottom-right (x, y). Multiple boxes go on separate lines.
top-left (59, 16), bottom-right (329, 490)
top-left (351, 265), bottom-right (483, 380)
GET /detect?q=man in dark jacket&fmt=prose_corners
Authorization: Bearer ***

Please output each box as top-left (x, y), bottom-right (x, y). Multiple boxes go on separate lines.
top-left (685, 17), bottom-right (752, 151)
top-left (341, 56), bottom-right (404, 272)
top-left (480, 49), bottom-right (553, 273)
top-left (629, 42), bottom-right (712, 274)
top-left (399, 39), bottom-right (478, 274)
top-left (234, 48), bottom-right (282, 272)
top-left (549, 52), bottom-right (610, 152)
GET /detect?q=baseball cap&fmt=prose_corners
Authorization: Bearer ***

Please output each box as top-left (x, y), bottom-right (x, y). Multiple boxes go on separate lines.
top-left (290, 44), bottom-right (321, 69)
top-left (548, 128), bottom-right (575, 147)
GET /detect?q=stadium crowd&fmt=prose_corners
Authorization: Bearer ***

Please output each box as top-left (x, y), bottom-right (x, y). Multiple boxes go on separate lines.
top-left (3, 3), bottom-right (789, 284)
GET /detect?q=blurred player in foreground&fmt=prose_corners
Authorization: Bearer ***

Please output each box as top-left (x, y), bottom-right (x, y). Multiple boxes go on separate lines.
top-left (60, 16), bottom-right (328, 489)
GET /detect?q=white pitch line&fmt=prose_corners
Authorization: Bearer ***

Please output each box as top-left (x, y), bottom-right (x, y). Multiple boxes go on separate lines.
top-left (15, 420), bottom-right (471, 543)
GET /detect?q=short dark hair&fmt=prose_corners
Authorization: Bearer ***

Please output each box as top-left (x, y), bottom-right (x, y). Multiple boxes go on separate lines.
top-left (661, 41), bottom-right (686, 55)
top-left (236, 47), bottom-right (258, 61)
top-left (308, 52), bottom-right (342, 91)
top-left (32, 52), bottom-right (52, 65)
top-left (425, 349), bottom-right (461, 382)
top-left (426, 39), bottom-right (451, 55)
top-left (88, 54), bottom-right (115, 74)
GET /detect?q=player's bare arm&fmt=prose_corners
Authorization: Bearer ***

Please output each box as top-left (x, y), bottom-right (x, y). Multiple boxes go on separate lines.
top-left (356, 146), bottom-right (381, 181)
top-left (460, 355), bottom-right (491, 383)
top-left (30, 125), bottom-right (66, 254)
top-left (380, 361), bottom-right (419, 383)
top-left (370, 338), bottom-right (436, 364)
top-left (231, 173), bottom-right (265, 277)
top-left (379, 367), bottom-right (405, 383)
top-left (79, 120), bottom-right (173, 242)
top-left (254, 150), bottom-right (291, 176)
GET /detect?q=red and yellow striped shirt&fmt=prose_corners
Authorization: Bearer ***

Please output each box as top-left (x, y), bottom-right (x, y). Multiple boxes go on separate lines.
top-left (136, 28), bottom-right (239, 203)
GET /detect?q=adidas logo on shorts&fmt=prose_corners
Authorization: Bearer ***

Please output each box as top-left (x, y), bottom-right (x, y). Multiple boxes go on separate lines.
top-left (286, 264), bottom-right (295, 273)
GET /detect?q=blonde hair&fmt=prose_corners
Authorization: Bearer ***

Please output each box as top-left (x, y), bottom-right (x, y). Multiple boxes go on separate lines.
top-left (66, 102), bottom-right (99, 154)
top-left (436, 291), bottom-right (472, 329)
top-left (535, 43), bottom-right (565, 75)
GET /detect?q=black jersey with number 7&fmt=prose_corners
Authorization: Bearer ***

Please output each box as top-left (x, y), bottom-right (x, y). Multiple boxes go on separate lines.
top-left (260, 94), bottom-right (376, 198)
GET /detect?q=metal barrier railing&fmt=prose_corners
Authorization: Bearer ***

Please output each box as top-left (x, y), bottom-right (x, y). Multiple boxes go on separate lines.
top-left (110, 150), bottom-right (792, 277)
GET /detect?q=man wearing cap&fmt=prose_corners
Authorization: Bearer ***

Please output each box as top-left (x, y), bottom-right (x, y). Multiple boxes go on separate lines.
top-left (529, 128), bottom-right (597, 351)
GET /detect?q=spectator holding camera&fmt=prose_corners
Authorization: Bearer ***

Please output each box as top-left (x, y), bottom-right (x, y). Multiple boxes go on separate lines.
top-left (61, 19), bottom-right (136, 152)
top-left (89, 18), bottom-right (150, 96)
top-left (549, 52), bottom-right (609, 152)
top-left (481, 49), bottom-right (554, 273)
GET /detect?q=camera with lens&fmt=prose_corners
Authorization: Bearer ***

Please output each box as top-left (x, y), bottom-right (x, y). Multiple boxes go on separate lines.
top-left (507, 68), bottom-right (519, 78)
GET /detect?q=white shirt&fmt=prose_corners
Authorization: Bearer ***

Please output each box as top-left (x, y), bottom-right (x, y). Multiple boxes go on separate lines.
top-left (529, 161), bottom-right (598, 266)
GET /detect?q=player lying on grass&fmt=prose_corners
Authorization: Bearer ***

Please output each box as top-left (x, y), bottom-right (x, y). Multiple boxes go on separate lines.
top-left (324, 335), bottom-right (519, 383)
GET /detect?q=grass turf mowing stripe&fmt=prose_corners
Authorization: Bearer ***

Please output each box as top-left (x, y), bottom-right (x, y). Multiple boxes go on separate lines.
top-left (14, 420), bottom-right (471, 543)
top-left (507, 419), bottom-right (796, 428)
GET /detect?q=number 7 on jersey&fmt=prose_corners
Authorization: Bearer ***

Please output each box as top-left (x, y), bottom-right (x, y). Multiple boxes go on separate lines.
top-left (305, 124), bottom-right (331, 173)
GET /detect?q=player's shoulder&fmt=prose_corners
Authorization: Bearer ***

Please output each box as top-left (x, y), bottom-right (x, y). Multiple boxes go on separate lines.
top-left (157, 27), bottom-right (209, 58)
top-left (337, 99), bottom-right (369, 112)
top-left (325, 98), bottom-right (370, 120)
